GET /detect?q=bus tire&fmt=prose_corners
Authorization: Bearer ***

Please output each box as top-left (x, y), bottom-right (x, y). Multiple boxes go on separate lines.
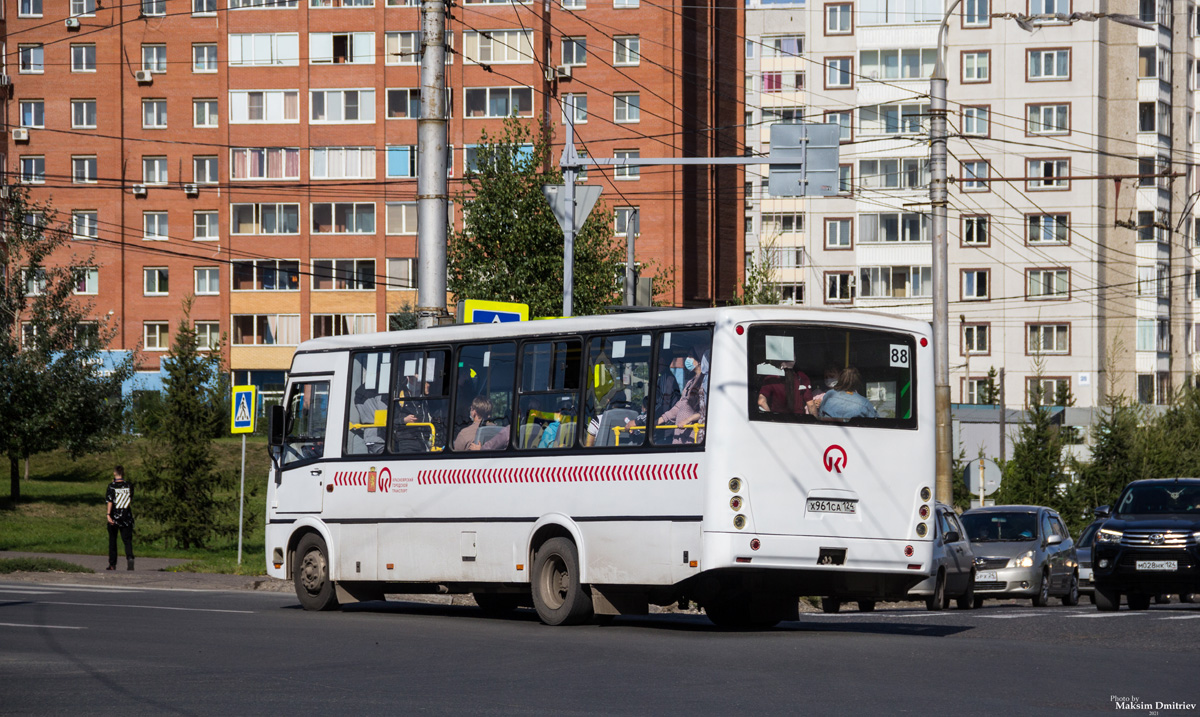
top-left (473, 592), bottom-right (522, 617)
top-left (531, 537), bottom-right (593, 626)
top-left (857, 600), bottom-right (876, 612)
top-left (820, 598), bottom-right (841, 614)
top-left (294, 533), bottom-right (339, 612)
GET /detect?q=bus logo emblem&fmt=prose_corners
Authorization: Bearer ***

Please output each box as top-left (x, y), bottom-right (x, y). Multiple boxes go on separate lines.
top-left (823, 445), bottom-right (848, 473)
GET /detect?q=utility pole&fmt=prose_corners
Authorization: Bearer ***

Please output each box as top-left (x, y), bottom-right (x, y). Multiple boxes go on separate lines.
top-left (624, 209), bottom-right (639, 305)
top-left (563, 118), bottom-right (578, 317)
top-left (416, 0), bottom-right (448, 330)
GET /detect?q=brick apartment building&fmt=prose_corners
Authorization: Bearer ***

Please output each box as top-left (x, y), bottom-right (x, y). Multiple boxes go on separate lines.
top-left (3, 0), bottom-right (743, 398)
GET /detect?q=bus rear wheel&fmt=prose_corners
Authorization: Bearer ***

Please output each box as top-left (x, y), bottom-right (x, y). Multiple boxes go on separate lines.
top-left (294, 533), bottom-right (339, 611)
top-left (531, 538), bottom-right (593, 626)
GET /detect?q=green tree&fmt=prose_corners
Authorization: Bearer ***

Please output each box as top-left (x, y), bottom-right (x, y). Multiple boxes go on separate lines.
top-left (139, 298), bottom-right (237, 548)
top-left (1069, 393), bottom-right (1144, 532)
top-left (978, 366), bottom-right (1000, 405)
top-left (996, 368), bottom-right (1073, 511)
top-left (448, 118), bottom-right (627, 317)
top-left (733, 234), bottom-right (779, 305)
top-left (0, 185), bottom-right (135, 502)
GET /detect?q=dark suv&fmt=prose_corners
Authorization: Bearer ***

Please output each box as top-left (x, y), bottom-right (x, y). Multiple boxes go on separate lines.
top-left (1091, 478), bottom-right (1200, 611)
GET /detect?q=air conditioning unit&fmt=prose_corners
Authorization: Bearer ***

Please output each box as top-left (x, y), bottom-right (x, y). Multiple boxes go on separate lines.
top-left (131, 184), bottom-right (148, 197)
top-left (0, 74), bottom-right (11, 87)
top-left (0, 186), bottom-right (10, 199)
top-left (11, 128), bottom-right (29, 142)
top-left (134, 70), bottom-right (153, 84)
top-left (183, 183), bottom-right (199, 196)
top-left (544, 65), bottom-right (573, 82)
top-left (65, 17), bottom-right (81, 29)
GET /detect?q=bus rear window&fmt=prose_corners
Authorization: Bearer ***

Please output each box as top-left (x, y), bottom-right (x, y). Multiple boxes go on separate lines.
top-left (747, 325), bottom-right (917, 429)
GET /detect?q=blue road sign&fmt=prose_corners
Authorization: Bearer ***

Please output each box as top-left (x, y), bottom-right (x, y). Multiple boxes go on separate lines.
top-left (231, 385), bottom-right (257, 434)
top-left (458, 299), bottom-right (530, 323)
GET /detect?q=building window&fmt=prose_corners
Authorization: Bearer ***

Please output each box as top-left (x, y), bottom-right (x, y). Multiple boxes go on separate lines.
top-left (1028, 378), bottom-right (1070, 407)
top-left (825, 273), bottom-right (854, 303)
top-left (826, 3), bottom-right (852, 33)
top-left (312, 259), bottom-right (376, 290)
top-left (826, 111), bottom-right (852, 141)
top-left (762, 71), bottom-right (782, 93)
top-left (142, 100), bottom-right (167, 129)
top-left (232, 259), bottom-right (300, 291)
top-left (763, 34), bottom-right (803, 57)
top-left (962, 269), bottom-right (989, 300)
top-left (860, 103), bottom-right (929, 135)
top-left (963, 324), bottom-right (989, 354)
top-left (195, 322), bottom-right (221, 351)
top-left (385, 146), bottom-right (418, 178)
top-left (230, 33), bottom-right (300, 66)
top-left (144, 267), bottom-right (170, 296)
top-left (231, 315), bottom-right (301, 346)
top-left (143, 156), bottom-right (169, 184)
top-left (1027, 104), bottom-right (1069, 135)
top-left (858, 266), bottom-right (932, 299)
top-left (19, 45), bottom-right (45, 74)
top-left (615, 150), bottom-right (640, 180)
top-left (310, 89), bottom-right (375, 123)
top-left (1027, 214), bottom-right (1068, 244)
top-left (19, 100), bottom-right (45, 128)
top-left (860, 49), bottom-right (936, 80)
top-left (961, 51), bottom-right (989, 82)
top-left (312, 203), bottom-right (375, 233)
top-left (310, 32), bottom-right (375, 64)
top-left (19, 156), bottom-right (45, 184)
top-left (561, 37), bottom-right (587, 66)
top-left (1028, 324), bottom-right (1069, 354)
top-left (387, 88), bottom-right (421, 119)
top-left (72, 211), bottom-right (99, 240)
top-left (194, 99), bottom-right (219, 128)
top-left (312, 147), bottom-right (375, 180)
top-left (825, 57), bottom-right (852, 88)
top-left (614, 0), bottom-right (638, 7)
top-left (231, 147), bottom-right (301, 180)
top-left (72, 156), bottom-right (98, 184)
top-left (858, 159), bottom-right (928, 190)
top-left (230, 203), bottom-right (301, 234)
top-left (464, 87), bottom-right (534, 118)
top-left (859, 212), bottom-right (928, 243)
top-left (761, 213), bottom-right (804, 237)
top-left (965, 378), bottom-right (993, 404)
top-left (1136, 320), bottom-right (1170, 352)
top-left (142, 0), bottom-right (166, 15)
top-left (74, 268), bottom-right (99, 295)
top-left (387, 258), bottom-right (417, 289)
top-left (193, 0), bottom-right (217, 15)
top-left (71, 44), bottom-right (96, 72)
top-left (193, 156), bottom-right (219, 184)
top-left (193, 44), bottom-right (218, 72)
top-left (142, 44), bottom-right (167, 73)
top-left (196, 267), bottom-right (220, 295)
top-left (194, 211), bottom-right (219, 240)
top-left (228, 0), bottom-right (300, 7)
top-left (462, 29), bottom-right (535, 64)
top-left (963, 106), bottom-right (989, 136)
top-left (963, 215), bottom-right (988, 245)
top-left (961, 160), bottom-right (989, 191)
top-left (72, 99), bottom-right (97, 129)
top-left (1028, 49), bottom-right (1069, 80)
top-left (825, 218), bottom-right (852, 249)
top-left (385, 203), bottom-right (418, 235)
top-left (963, 0), bottom-right (989, 25)
top-left (614, 93), bottom-right (640, 123)
top-left (1027, 159), bottom-right (1069, 190)
top-left (143, 212), bottom-right (169, 240)
top-left (144, 323), bottom-right (169, 351)
top-left (614, 36), bottom-right (640, 66)
top-left (19, 0), bottom-right (43, 16)
top-left (1136, 264), bottom-right (1168, 298)
top-left (230, 90), bottom-right (300, 123)
top-left (1027, 268), bottom-right (1069, 299)
top-left (313, 315), bottom-right (376, 338)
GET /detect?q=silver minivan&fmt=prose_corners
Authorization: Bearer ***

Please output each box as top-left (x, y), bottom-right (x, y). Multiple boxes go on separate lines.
top-left (961, 505), bottom-right (1079, 607)
top-left (908, 503), bottom-right (976, 610)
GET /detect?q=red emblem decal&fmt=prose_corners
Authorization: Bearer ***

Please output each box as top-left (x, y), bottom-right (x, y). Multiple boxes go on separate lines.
top-left (823, 445), bottom-right (848, 473)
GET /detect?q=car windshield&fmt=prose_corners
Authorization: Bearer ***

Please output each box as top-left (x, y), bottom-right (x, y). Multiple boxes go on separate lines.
top-left (961, 512), bottom-right (1038, 542)
top-left (1077, 522), bottom-right (1099, 548)
top-left (1115, 484), bottom-right (1200, 515)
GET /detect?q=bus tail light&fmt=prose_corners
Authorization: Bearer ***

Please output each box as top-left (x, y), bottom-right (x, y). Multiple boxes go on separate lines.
top-left (729, 477), bottom-right (742, 493)
top-left (736, 557), bottom-right (752, 563)
top-left (915, 523), bottom-right (928, 538)
top-left (918, 505), bottom-right (929, 519)
top-left (908, 564), bottom-right (923, 570)
top-left (730, 496), bottom-right (743, 510)
top-left (920, 486), bottom-right (931, 502)
top-left (735, 324), bottom-right (745, 336)
top-left (904, 545), bottom-right (914, 557)
top-left (733, 514), bottom-right (747, 530)
top-left (750, 539), bottom-right (760, 551)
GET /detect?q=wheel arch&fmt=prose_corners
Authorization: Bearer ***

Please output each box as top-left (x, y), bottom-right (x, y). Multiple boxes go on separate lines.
top-left (286, 518), bottom-right (336, 580)
top-left (526, 514), bottom-right (587, 583)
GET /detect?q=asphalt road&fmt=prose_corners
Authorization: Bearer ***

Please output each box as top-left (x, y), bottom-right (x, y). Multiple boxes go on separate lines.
top-left (2, 580), bottom-right (1197, 716)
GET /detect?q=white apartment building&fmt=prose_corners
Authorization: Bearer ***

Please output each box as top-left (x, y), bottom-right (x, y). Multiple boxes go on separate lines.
top-left (745, 0), bottom-right (1195, 409)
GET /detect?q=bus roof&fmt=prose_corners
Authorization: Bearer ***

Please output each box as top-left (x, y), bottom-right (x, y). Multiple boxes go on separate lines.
top-left (294, 306), bottom-right (931, 356)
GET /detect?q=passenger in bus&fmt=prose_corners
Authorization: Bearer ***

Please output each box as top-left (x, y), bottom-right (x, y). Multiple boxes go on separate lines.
top-left (805, 365), bottom-right (843, 416)
top-left (656, 347), bottom-right (708, 443)
top-left (756, 361), bottom-right (813, 414)
top-left (393, 375), bottom-right (441, 452)
top-left (654, 349), bottom-right (684, 419)
top-left (349, 385), bottom-right (387, 454)
top-left (453, 396), bottom-right (492, 452)
top-left (815, 367), bottom-right (879, 421)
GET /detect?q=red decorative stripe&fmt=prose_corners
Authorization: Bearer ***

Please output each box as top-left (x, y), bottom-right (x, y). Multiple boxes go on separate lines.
top-left (411, 463), bottom-right (701, 486)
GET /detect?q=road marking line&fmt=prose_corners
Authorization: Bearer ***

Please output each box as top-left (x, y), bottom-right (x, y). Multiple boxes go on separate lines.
top-left (1158, 614), bottom-right (1200, 620)
top-left (1069, 612), bottom-right (1142, 618)
top-left (0, 589), bottom-right (61, 595)
top-left (0, 622), bottom-right (86, 630)
top-left (977, 613), bottom-right (1050, 619)
top-left (39, 601), bottom-right (254, 614)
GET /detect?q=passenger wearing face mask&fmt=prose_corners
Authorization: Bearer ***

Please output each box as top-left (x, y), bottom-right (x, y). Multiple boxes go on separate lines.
top-left (654, 349), bottom-right (684, 420)
top-left (806, 365), bottom-right (842, 416)
top-left (656, 347), bottom-right (709, 443)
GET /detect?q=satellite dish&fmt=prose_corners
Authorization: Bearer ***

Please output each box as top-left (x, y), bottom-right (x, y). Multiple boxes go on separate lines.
top-left (964, 458), bottom-right (1002, 497)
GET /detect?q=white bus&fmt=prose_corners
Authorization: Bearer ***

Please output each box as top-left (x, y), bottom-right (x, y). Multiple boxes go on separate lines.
top-left (265, 306), bottom-right (935, 627)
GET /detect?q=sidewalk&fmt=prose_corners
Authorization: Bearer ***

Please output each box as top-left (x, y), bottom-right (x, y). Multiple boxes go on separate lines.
top-left (0, 551), bottom-right (294, 593)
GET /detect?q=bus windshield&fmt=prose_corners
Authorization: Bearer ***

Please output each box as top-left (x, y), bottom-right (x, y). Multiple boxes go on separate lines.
top-left (747, 324), bottom-right (916, 429)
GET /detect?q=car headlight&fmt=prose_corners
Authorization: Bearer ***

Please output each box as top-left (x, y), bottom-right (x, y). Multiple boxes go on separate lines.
top-left (1096, 529), bottom-right (1123, 544)
top-left (1008, 550), bottom-right (1034, 568)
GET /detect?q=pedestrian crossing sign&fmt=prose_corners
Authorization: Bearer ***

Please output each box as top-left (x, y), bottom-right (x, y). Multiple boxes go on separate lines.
top-left (231, 385), bottom-right (257, 434)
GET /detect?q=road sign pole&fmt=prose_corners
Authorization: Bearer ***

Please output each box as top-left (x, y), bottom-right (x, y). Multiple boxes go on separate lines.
top-left (237, 434), bottom-right (246, 566)
top-left (563, 116), bottom-right (577, 318)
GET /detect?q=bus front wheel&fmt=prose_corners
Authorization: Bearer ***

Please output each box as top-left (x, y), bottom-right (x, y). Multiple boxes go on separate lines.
top-left (531, 537), bottom-right (593, 626)
top-left (294, 533), bottom-right (339, 611)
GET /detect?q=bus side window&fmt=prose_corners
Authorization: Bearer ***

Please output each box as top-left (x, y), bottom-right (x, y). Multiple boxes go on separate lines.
top-left (652, 329), bottom-right (711, 446)
top-left (517, 339), bottom-right (582, 450)
top-left (584, 333), bottom-right (651, 448)
top-left (346, 351), bottom-right (391, 456)
top-left (391, 349), bottom-right (450, 454)
top-left (452, 342), bottom-right (517, 451)
top-left (283, 381), bottom-right (330, 465)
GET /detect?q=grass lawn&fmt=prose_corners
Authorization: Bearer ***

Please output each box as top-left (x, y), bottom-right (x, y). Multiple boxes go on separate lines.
top-left (0, 436), bottom-right (273, 575)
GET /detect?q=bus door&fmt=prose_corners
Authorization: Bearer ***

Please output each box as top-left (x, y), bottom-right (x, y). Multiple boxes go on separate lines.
top-left (276, 378), bottom-right (332, 514)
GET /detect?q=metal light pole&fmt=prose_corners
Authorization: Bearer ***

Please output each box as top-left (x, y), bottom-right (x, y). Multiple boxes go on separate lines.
top-left (416, 0), bottom-right (448, 330)
top-left (562, 117), bottom-right (578, 318)
top-left (931, 0), bottom-right (962, 506)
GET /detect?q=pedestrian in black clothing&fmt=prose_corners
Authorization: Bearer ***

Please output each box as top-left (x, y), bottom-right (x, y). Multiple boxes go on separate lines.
top-left (105, 465), bottom-right (134, 571)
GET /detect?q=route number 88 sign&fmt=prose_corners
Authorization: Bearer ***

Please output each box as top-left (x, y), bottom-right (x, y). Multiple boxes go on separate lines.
top-left (889, 345), bottom-right (910, 368)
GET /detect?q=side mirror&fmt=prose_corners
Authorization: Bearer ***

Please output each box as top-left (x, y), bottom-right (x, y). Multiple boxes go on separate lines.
top-left (269, 404), bottom-right (285, 447)
top-left (1046, 534), bottom-right (1063, 546)
top-left (1093, 505), bottom-right (1111, 518)
top-left (944, 530), bottom-right (960, 544)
